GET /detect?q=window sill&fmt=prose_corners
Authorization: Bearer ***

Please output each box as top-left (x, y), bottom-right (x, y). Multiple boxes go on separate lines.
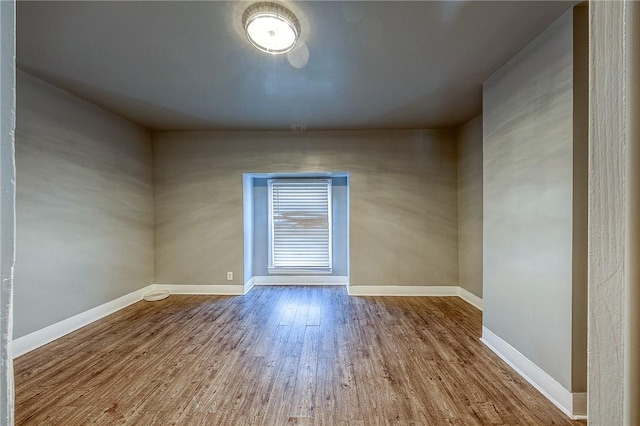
top-left (268, 268), bottom-right (332, 275)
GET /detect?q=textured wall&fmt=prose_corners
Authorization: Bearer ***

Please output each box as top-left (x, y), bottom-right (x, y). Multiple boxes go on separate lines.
top-left (456, 115), bottom-right (483, 298)
top-left (626, 2), bottom-right (640, 422)
top-left (588, 2), bottom-right (627, 424)
top-left (0, 0), bottom-right (16, 423)
top-left (483, 10), bottom-right (575, 390)
top-left (153, 129), bottom-right (457, 287)
top-left (13, 71), bottom-right (154, 338)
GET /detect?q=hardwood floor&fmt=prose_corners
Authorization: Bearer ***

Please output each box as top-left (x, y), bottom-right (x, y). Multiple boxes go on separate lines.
top-left (14, 286), bottom-right (584, 425)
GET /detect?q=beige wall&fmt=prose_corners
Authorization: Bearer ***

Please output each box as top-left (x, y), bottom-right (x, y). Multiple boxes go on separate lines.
top-left (153, 129), bottom-right (458, 287)
top-left (14, 71), bottom-right (154, 338)
top-left (483, 9), bottom-right (586, 392)
top-left (456, 115), bottom-right (483, 298)
top-left (571, 3), bottom-right (588, 395)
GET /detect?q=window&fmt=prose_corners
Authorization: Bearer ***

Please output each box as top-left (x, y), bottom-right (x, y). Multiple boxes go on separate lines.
top-left (268, 179), bottom-right (332, 274)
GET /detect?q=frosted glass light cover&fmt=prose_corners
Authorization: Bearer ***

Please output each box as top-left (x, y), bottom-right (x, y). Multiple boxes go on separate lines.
top-left (243, 3), bottom-right (300, 55)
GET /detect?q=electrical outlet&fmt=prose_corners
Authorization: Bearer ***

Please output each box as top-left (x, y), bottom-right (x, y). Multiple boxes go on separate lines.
top-left (227, 272), bottom-right (233, 281)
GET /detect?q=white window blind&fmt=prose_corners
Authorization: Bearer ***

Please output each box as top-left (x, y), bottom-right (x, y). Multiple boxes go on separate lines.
top-left (268, 179), bottom-right (332, 274)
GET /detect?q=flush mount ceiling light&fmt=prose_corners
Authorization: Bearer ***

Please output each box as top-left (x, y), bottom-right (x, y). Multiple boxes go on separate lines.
top-left (242, 2), bottom-right (300, 55)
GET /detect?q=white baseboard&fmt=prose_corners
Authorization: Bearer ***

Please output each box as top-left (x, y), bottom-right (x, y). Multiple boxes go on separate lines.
top-left (481, 326), bottom-right (587, 420)
top-left (12, 284), bottom-right (154, 358)
top-left (457, 287), bottom-right (483, 311)
top-left (347, 285), bottom-right (458, 296)
top-left (152, 283), bottom-right (246, 295)
top-left (244, 277), bottom-right (255, 293)
top-left (252, 275), bottom-right (348, 285)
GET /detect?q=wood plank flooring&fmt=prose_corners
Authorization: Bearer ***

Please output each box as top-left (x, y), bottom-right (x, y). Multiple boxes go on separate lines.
top-left (14, 286), bottom-right (585, 425)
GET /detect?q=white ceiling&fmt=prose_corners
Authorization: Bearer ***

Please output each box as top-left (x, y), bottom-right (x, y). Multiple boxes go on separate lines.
top-left (17, 1), bottom-right (577, 131)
